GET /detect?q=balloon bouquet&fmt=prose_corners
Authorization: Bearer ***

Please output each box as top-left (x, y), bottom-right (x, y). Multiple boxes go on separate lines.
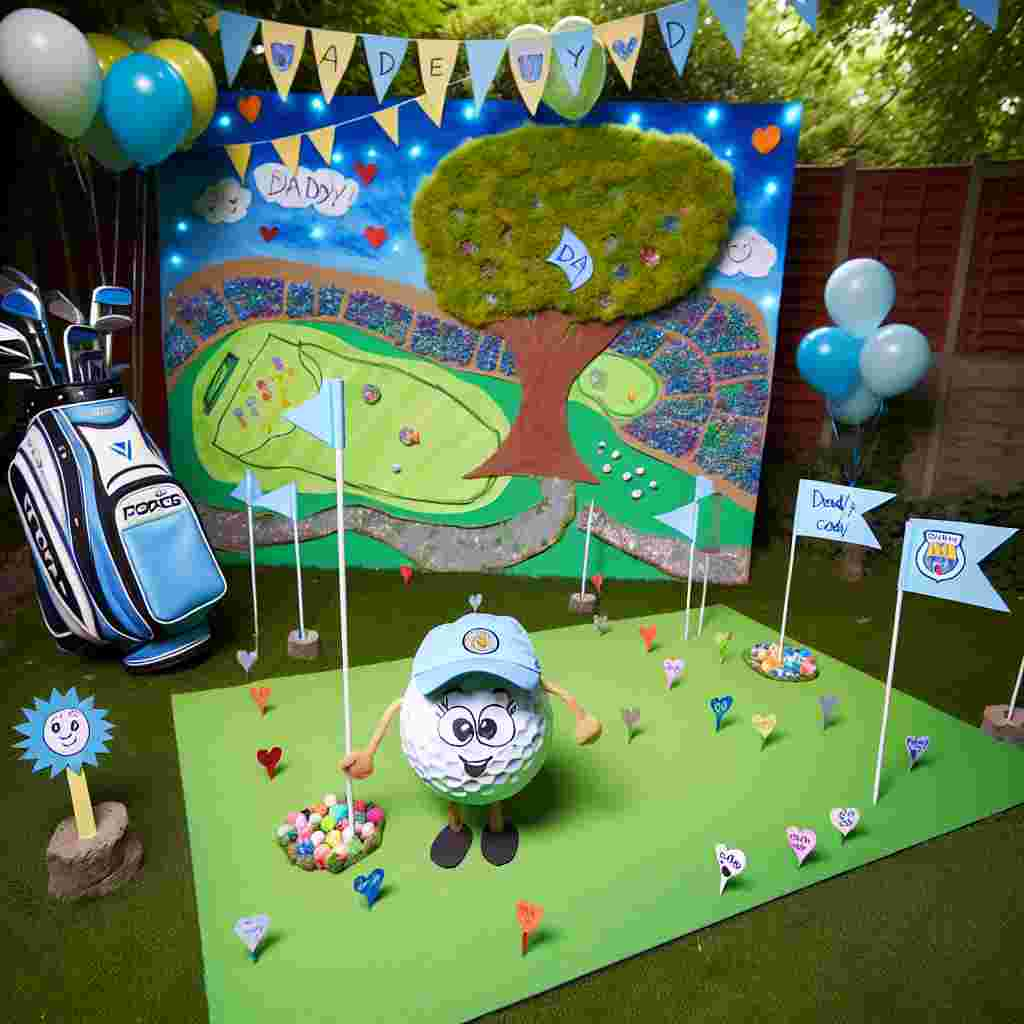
top-left (796, 259), bottom-right (933, 484)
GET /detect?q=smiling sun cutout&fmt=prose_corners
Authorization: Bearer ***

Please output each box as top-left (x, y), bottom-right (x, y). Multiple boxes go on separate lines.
top-left (14, 688), bottom-right (114, 778)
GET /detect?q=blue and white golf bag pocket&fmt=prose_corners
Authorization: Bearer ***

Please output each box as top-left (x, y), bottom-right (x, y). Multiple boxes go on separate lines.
top-left (8, 395), bottom-right (226, 670)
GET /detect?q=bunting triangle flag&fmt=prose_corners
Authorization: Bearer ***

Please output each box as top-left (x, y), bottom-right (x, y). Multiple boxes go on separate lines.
top-left (284, 379), bottom-right (346, 449)
top-left (225, 143), bottom-right (252, 181)
top-left (261, 21), bottom-right (307, 100)
top-left (230, 469), bottom-right (264, 506)
top-left (306, 125), bottom-right (336, 166)
top-left (507, 31), bottom-right (552, 116)
top-left (551, 25), bottom-right (593, 97)
top-left (656, 2), bottom-right (699, 76)
top-left (204, 13), bottom-right (220, 35)
top-left (371, 106), bottom-right (400, 146)
top-left (417, 39), bottom-right (460, 126)
top-left (272, 134), bottom-right (302, 175)
top-left (362, 35), bottom-right (409, 104)
top-left (218, 11), bottom-right (261, 87)
top-left (310, 29), bottom-right (357, 103)
top-left (257, 482), bottom-right (299, 521)
top-left (788, 0), bottom-right (818, 31)
top-left (708, 0), bottom-right (749, 57)
top-left (416, 91), bottom-right (446, 128)
top-left (465, 39), bottom-right (507, 112)
top-left (597, 15), bottom-right (646, 89)
top-left (959, 0), bottom-right (999, 28)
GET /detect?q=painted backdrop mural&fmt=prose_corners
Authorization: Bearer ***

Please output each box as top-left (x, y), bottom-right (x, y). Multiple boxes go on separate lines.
top-left (158, 96), bottom-right (801, 582)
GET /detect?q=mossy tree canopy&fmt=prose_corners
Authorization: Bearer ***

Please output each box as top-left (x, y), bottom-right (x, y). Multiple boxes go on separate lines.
top-left (412, 124), bottom-right (736, 328)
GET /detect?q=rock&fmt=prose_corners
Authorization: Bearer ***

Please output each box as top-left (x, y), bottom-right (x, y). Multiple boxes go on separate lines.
top-left (46, 801), bottom-right (143, 901)
top-left (288, 628), bottom-right (320, 660)
top-left (568, 592), bottom-right (597, 614)
top-left (981, 705), bottom-right (1024, 745)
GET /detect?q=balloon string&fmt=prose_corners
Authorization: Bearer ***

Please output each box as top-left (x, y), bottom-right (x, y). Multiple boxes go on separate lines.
top-left (113, 173), bottom-right (121, 285)
top-left (138, 170), bottom-right (149, 409)
top-left (130, 170), bottom-right (140, 395)
top-left (68, 147), bottom-right (105, 286)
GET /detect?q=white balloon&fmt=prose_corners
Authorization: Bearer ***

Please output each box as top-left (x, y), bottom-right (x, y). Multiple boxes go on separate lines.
top-left (0, 8), bottom-right (101, 139)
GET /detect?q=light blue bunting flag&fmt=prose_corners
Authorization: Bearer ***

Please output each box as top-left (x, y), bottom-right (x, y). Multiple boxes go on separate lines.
top-left (218, 11), bottom-right (261, 87)
top-left (362, 34), bottom-right (409, 104)
top-left (793, 479), bottom-right (896, 549)
top-left (656, 2), bottom-right (699, 76)
top-left (959, 0), bottom-right (999, 28)
top-left (788, 0), bottom-right (819, 32)
top-left (466, 39), bottom-right (508, 112)
top-left (551, 25), bottom-right (594, 96)
top-left (708, 0), bottom-right (749, 57)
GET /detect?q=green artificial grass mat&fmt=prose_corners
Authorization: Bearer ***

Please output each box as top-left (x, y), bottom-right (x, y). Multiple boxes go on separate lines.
top-left (172, 605), bottom-right (1024, 1024)
top-left (4, 539), bottom-right (1024, 1024)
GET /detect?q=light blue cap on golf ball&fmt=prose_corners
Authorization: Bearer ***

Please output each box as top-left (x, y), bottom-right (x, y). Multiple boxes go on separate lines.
top-left (412, 613), bottom-right (541, 695)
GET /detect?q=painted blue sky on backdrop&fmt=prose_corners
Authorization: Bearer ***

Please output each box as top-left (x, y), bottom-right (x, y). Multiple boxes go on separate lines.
top-left (158, 95), bottom-right (801, 344)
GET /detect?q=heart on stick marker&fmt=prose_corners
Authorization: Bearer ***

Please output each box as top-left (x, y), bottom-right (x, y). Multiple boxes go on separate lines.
top-left (399, 565), bottom-right (413, 586)
top-left (590, 574), bottom-right (604, 595)
top-left (468, 593), bottom-right (482, 612)
top-left (256, 746), bottom-right (282, 779)
top-left (752, 713), bottom-right (777, 744)
top-left (237, 650), bottom-right (258, 676)
top-left (663, 658), bottom-right (684, 689)
top-left (716, 844), bottom-right (746, 893)
top-left (818, 694), bottom-right (839, 728)
top-left (353, 867), bottom-right (385, 907)
top-left (250, 686), bottom-right (271, 715)
top-left (710, 695), bottom-right (734, 731)
top-left (621, 707), bottom-right (640, 742)
top-left (234, 914), bottom-right (270, 957)
top-left (906, 735), bottom-right (930, 768)
top-left (640, 625), bottom-right (657, 652)
top-left (594, 614), bottom-right (611, 635)
top-left (786, 827), bottom-right (817, 866)
top-left (830, 807), bottom-right (861, 841)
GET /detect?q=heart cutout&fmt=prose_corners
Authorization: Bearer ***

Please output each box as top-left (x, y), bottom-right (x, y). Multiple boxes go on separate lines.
top-left (237, 96), bottom-right (262, 123)
top-left (237, 649), bottom-right (258, 674)
top-left (594, 614), bottom-right (610, 635)
top-left (259, 226), bottom-right (280, 243)
top-left (590, 573), bottom-right (604, 594)
top-left (905, 735), bottom-right (930, 763)
top-left (612, 37), bottom-right (639, 61)
top-left (752, 125), bottom-right (782, 154)
top-left (400, 565), bottom-right (413, 585)
top-left (715, 844), bottom-right (746, 891)
top-left (354, 162), bottom-right (378, 186)
top-left (363, 226), bottom-right (388, 249)
top-left (256, 747), bottom-right (282, 777)
top-left (830, 807), bottom-right (861, 838)
top-left (233, 914), bottom-right (270, 953)
top-left (354, 867), bottom-right (385, 903)
top-left (468, 593), bottom-right (482, 612)
top-left (752, 713), bottom-right (777, 741)
top-left (621, 707), bottom-right (640, 729)
top-left (710, 695), bottom-right (734, 721)
top-left (640, 625), bottom-right (657, 652)
top-left (662, 657), bottom-right (684, 689)
top-left (250, 686), bottom-right (271, 714)
top-left (786, 826), bottom-right (817, 865)
top-left (818, 694), bottom-right (839, 724)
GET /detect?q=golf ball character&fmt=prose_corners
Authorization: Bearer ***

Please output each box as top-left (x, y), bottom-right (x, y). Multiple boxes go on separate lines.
top-left (43, 709), bottom-right (90, 757)
top-left (341, 614), bottom-right (601, 870)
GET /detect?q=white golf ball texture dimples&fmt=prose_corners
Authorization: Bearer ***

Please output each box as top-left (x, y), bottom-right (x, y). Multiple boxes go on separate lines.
top-left (622, 472), bottom-right (632, 481)
top-left (631, 489), bottom-right (643, 499)
top-left (399, 676), bottom-right (553, 807)
top-left (42, 708), bottom-right (90, 757)
top-left (611, 450), bottom-right (621, 460)
top-left (635, 467), bottom-right (645, 476)
top-left (649, 480), bottom-right (658, 490)
top-left (602, 464), bottom-right (611, 473)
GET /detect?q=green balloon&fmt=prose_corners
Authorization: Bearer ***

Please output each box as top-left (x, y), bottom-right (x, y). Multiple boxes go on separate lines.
top-left (542, 40), bottom-right (607, 121)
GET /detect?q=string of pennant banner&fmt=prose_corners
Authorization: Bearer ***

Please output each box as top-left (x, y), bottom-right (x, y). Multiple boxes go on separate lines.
top-left (207, 0), bottom-right (999, 178)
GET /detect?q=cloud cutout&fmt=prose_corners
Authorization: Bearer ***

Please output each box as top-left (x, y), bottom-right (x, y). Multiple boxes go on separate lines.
top-left (717, 226), bottom-right (777, 278)
top-left (194, 179), bottom-right (253, 224)
top-left (253, 164), bottom-right (359, 219)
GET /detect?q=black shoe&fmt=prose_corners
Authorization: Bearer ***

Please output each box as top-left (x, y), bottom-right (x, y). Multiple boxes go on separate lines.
top-left (481, 824), bottom-right (519, 866)
top-left (430, 825), bottom-right (473, 869)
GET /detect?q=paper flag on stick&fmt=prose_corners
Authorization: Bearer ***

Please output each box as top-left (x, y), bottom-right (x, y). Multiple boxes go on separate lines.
top-left (257, 482), bottom-right (298, 521)
top-left (786, 827), bottom-right (816, 866)
top-left (899, 518), bottom-right (1017, 612)
top-left (284, 380), bottom-right (345, 449)
top-left (508, 30), bottom-right (552, 115)
top-left (793, 479), bottom-right (896, 549)
top-left (417, 39), bottom-right (460, 126)
top-left (311, 30), bottom-right (357, 103)
top-left (547, 227), bottom-right (593, 292)
top-left (362, 35), bottom-right (409, 103)
top-left (656, 2), bottom-right (698, 76)
top-left (466, 39), bottom-right (507, 112)
top-left (551, 25), bottom-right (593, 96)
top-left (708, 0), bottom-right (749, 57)
top-left (597, 15), bottom-right (645, 89)
top-left (716, 844), bottom-right (746, 893)
top-left (262, 21), bottom-right (307, 100)
top-left (516, 901), bottom-right (544, 956)
top-left (219, 11), bottom-right (261, 86)
top-left (234, 915), bottom-right (270, 959)
top-left (830, 807), bottom-right (860, 841)
top-left (230, 469), bottom-right (264, 507)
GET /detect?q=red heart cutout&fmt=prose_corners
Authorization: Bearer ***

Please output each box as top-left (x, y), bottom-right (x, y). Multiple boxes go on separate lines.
top-left (354, 162), bottom-right (378, 186)
top-left (400, 565), bottom-right (413, 585)
top-left (256, 747), bottom-right (282, 776)
top-left (260, 226), bottom-right (279, 242)
top-left (640, 625), bottom-right (657, 652)
top-left (237, 95), bottom-right (262, 123)
top-left (250, 686), bottom-right (271, 714)
top-left (590, 573), bottom-right (604, 594)
top-left (363, 226), bottom-right (388, 249)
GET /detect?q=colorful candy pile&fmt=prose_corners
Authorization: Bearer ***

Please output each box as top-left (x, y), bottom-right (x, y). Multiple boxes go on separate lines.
top-left (747, 642), bottom-right (819, 682)
top-left (275, 793), bottom-right (385, 873)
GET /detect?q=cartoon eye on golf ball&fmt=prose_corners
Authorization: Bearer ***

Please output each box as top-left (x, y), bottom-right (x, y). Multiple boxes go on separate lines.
top-left (43, 709), bottom-right (90, 757)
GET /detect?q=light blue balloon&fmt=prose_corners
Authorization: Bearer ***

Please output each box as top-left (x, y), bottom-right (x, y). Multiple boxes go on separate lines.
top-left (825, 259), bottom-right (896, 339)
top-left (101, 54), bottom-right (191, 169)
top-left (859, 324), bottom-right (932, 398)
top-left (830, 384), bottom-right (882, 426)
top-left (796, 326), bottom-right (863, 401)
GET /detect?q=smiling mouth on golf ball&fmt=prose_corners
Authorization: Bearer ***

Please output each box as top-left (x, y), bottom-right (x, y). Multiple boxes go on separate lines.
top-left (460, 756), bottom-right (492, 778)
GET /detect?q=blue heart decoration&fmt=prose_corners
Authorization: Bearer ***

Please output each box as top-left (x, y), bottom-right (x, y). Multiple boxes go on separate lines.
top-left (612, 37), bottom-right (639, 61)
top-left (819, 694), bottom-right (839, 725)
top-left (710, 695), bottom-right (734, 728)
top-left (905, 735), bottom-right (930, 763)
top-left (271, 42), bottom-right (295, 72)
top-left (354, 867), bottom-right (385, 905)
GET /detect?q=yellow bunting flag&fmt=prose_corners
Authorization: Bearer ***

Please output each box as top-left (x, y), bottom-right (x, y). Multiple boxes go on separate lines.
top-left (306, 125), bottom-right (336, 166)
top-left (597, 14), bottom-right (645, 89)
top-left (225, 143), bottom-right (253, 181)
top-left (204, 13), bottom-right (220, 35)
top-left (262, 20), bottom-right (307, 100)
top-left (272, 134), bottom-right (303, 175)
top-left (417, 39), bottom-right (460, 127)
top-left (371, 106), bottom-right (400, 146)
top-left (507, 30), bottom-right (552, 116)
top-left (310, 29), bottom-right (357, 104)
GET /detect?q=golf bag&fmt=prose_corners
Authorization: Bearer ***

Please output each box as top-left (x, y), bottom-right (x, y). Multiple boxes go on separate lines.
top-left (8, 383), bottom-right (227, 672)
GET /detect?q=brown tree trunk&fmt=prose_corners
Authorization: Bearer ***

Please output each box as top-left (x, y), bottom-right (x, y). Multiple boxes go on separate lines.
top-left (838, 543), bottom-right (867, 582)
top-left (464, 311), bottom-right (625, 483)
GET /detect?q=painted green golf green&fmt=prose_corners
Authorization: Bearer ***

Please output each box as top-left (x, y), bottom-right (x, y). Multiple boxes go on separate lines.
top-left (191, 322), bottom-right (512, 514)
top-left (573, 352), bottom-right (661, 418)
top-left (171, 606), bottom-right (1024, 1024)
